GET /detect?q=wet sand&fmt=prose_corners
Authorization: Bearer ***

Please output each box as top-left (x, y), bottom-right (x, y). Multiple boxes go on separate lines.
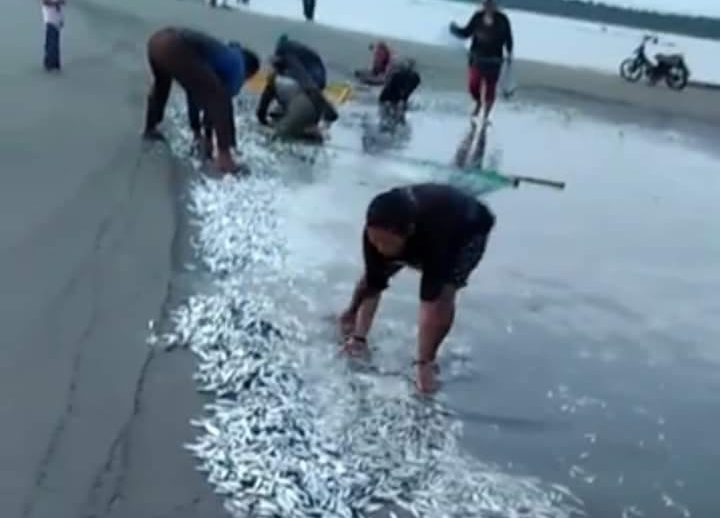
top-left (1, 0), bottom-right (719, 517)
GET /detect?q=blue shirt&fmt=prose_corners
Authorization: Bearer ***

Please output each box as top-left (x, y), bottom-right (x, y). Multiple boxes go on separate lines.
top-left (207, 45), bottom-right (245, 96)
top-left (178, 28), bottom-right (245, 96)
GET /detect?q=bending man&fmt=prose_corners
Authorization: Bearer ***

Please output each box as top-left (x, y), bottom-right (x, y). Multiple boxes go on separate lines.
top-left (257, 35), bottom-right (337, 140)
top-left (450, 0), bottom-right (513, 121)
top-left (339, 183), bottom-right (496, 393)
top-left (274, 34), bottom-right (326, 90)
top-left (378, 58), bottom-right (421, 127)
top-left (143, 27), bottom-right (260, 173)
top-left (256, 42), bottom-right (338, 140)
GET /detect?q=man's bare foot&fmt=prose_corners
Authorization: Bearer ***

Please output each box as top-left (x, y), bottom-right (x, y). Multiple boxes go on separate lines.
top-left (341, 335), bottom-right (369, 358)
top-left (415, 362), bottom-right (439, 394)
top-left (214, 151), bottom-right (242, 174)
top-left (142, 129), bottom-right (165, 142)
top-left (338, 310), bottom-right (355, 339)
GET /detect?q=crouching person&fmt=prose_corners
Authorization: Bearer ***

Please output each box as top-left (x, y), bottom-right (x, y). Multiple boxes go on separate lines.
top-left (256, 50), bottom-right (338, 141)
top-left (378, 59), bottom-right (421, 129)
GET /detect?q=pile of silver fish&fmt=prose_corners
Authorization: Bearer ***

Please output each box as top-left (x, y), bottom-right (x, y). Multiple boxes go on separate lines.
top-left (150, 98), bottom-right (585, 517)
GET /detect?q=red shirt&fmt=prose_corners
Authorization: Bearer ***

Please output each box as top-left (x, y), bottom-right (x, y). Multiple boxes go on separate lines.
top-left (372, 42), bottom-right (391, 75)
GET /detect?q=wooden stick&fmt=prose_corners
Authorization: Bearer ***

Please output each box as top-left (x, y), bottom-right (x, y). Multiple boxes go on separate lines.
top-left (506, 175), bottom-right (566, 190)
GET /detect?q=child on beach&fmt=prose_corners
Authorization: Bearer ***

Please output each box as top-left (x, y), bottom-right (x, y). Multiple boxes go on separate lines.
top-left (42, 0), bottom-right (65, 71)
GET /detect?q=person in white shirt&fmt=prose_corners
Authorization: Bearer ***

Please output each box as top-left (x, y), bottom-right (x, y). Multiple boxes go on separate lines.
top-left (42, 0), bottom-right (65, 71)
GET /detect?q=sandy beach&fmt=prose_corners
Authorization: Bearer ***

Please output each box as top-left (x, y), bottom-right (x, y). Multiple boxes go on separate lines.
top-left (2, 0), bottom-right (719, 517)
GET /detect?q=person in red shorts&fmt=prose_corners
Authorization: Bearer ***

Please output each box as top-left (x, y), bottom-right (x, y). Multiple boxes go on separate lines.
top-left (450, 0), bottom-right (513, 122)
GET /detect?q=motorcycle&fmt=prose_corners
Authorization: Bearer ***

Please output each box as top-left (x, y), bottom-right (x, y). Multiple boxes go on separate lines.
top-left (619, 35), bottom-right (690, 90)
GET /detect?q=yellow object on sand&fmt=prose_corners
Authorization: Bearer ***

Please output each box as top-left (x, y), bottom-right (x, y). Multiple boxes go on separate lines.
top-left (244, 69), bottom-right (353, 105)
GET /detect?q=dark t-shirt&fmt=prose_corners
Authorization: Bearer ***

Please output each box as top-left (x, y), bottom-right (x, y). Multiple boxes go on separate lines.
top-left (275, 39), bottom-right (326, 88)
top-left (363, 183), bottom-right (495, 302)
top-left (451, 11), bottom-right (513, 68)
top-left (379, 67), bottom-right (421, 104)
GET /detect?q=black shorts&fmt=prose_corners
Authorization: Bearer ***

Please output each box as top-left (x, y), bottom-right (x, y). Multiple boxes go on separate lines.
top-left (450, 232), bottom-right (490, 289)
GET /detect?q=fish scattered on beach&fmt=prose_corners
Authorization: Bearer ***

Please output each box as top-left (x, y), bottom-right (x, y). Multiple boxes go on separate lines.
top-left (147, 94), bottom-right (584, 517)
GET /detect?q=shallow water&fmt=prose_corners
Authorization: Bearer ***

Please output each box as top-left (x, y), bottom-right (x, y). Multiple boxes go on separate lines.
top-left (164, 90), bottom-right (720, 517)
top-left (277, 97), bottom-right (720, 517)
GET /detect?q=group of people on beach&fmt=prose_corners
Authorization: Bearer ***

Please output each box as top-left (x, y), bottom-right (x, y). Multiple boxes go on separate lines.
top-left (40, 0), bottom-right (512, 393)
top-left (141, 28), bottom-right (425, 172)
top-left (140, 1), bottom-right (512, 393)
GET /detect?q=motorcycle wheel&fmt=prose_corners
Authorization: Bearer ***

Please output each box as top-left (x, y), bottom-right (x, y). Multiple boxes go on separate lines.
top-left (666, 65), bottom-right (689, 90)
top-left (620, 58), bottom-right (643, 82)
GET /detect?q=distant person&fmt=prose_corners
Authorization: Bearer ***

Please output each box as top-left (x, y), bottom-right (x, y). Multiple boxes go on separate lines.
top-left (42, 0), bottom-right (65, 72)
top-left (208, 0), bottom-right (240, 7)
top-left (256, 44), bottom-right (338, 141)
top-left (338, 183), bottom-right (496, 393)
top-left (450, 0), bottom-right (513, 122)
top-left (142, 27), bottom-right (260, 174)
top-left (302, 0), bottom-right (316, 21)
top-left (354, 41), bottom-right (392, 85)
top-left (378, 58), bottom-right (421, 127)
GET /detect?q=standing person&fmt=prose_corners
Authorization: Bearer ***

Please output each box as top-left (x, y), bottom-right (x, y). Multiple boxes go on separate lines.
top-left (450, 0), bottom-right (513, 122)
top-left (142, 27), bottom-right (260, 174)
top-left (302, 0), bottom-right (316, 21)
top-left (338, 183), bottom-right (496, 393)
top-left (42, 0), bottom-right (65, 72)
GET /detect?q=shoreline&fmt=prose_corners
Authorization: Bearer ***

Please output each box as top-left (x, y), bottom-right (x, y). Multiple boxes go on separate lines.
top-left (488, 0), bottom-right (720, 39)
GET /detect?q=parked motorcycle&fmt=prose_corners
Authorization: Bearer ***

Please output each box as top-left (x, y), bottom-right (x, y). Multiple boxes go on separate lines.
top-left (619, 35), bottom-right (690, 90)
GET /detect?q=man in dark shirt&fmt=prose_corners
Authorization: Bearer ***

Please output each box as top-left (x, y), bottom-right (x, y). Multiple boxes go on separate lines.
top-left (274, 35), bottom-right (327, 90)
top-left (338, 183), bottom-right (496, 393)
top-left (378, 58), bottom-right (421, 127)
top-left (256, 35), bottom-right (338, 140)
top-left (142, 27), bottom-right (260, 173)
top-left (450, 0), bottom-right (513, 121)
